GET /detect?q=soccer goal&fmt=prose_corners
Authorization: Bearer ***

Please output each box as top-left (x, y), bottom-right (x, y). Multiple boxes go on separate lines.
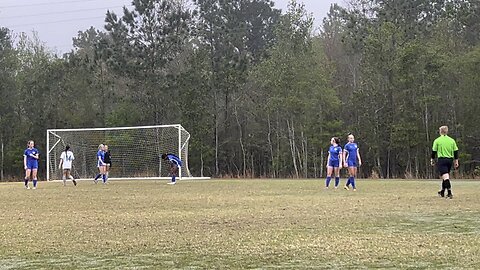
top-left (46, 125), bottom-right (194, 181)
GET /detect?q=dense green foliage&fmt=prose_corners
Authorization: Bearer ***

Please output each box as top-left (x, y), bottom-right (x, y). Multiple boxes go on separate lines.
top-left (1, 0), bottom-right (479, 179)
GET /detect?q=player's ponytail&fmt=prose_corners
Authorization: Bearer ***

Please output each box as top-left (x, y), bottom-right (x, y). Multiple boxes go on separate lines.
top-left (333, 137), bottom-right (341, 145)
top-left (332, 137), bottom-right (341, 148)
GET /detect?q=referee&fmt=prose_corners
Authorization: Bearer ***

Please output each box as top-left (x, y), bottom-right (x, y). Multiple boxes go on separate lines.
top-left (431, 126), bottom-right (459, 199)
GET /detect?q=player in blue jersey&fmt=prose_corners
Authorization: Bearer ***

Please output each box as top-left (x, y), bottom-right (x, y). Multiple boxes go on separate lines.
top-left (343, 134), bottom-right (362, 191)
top-left (94, 144), bottom-right (107, 184)
top-left (325, 137), bottom-right (343, 189)
top-left (161, 153), bottom-right (183, 185)
top-left (23, 140), bottom-right (40, 189)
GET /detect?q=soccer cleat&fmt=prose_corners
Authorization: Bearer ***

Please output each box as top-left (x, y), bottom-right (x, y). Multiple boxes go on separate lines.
top-left (344, 186), bottom-right (349, 191)
top-left (438, 190), bottom-right (445, 198)
top-left (73, 179), bottom-right (77, 186)
top-left (353, 189), bottom-right (357, 192)
top-left (32, 187), bottom-right (36, 190)
top-left (25, 186), bottom-right (30, 190)
top-left (93, 179), bottom-right (98, 184)
top-left (446, 193), bottom-right (453, 199)
top-left (167, 182), bottom-right (176, 185)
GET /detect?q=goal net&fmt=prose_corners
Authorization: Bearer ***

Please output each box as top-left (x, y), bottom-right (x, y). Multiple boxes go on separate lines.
top-left (46, 125), bottom-right (191, 181)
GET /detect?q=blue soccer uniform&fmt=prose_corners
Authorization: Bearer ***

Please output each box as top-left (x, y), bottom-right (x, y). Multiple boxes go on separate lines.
top-left (326, 145), bottom-right (342, 188)
top-left (97, 150), bottom-right (105, 167)
top-left (24, 147), bottom-right (39, 189)
top-left (344, 143), bottom-right (359, 167)
top-left (328, 145), bottom-right (342, 168)
top-left (164, 154), bottom-right (183, 184)
top-left (24, 148), bottom-right (39, 169)
top-left (344, 142), bottom-right (359, 190)
top-left (94, 149), bottom-right (107, 184)
top-left (166, 154), bottom-right (182, 167)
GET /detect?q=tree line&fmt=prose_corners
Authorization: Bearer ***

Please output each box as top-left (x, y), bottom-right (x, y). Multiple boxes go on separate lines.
top-left (1, 0), bottom-right (479, 180)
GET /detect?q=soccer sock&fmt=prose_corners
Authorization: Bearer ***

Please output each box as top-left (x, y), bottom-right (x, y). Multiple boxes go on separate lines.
top-left (24, 178), bottom-right (29, 187)
top-left (346, 177), bottom-right (351, 187)
top-left (445, 179), bottom-right (451, 189)
top-left (351, 177), bottom-right (356, 189)
top-left (335, 177), bottom-right (340, 187)
top-left (445, 179), bottom-right (451, 193)
top-left (69, 175), bottom-right (74, 180)
top-left (102, 174), bottom-right (106, 183)
top-left (326, 176), bottom-right (332, 187)
top-left (94, 174), bottom-right (101, 180)
top-left (171, 175), bottom-right (176, 183)
top-left (441, 180), bottom-right (446, 191)
top-left (33, 179), bottom-right (37, 188)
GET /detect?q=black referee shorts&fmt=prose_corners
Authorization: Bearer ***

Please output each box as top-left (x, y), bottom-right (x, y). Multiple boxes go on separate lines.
top-left (437, 158), bottom-right (453, 175)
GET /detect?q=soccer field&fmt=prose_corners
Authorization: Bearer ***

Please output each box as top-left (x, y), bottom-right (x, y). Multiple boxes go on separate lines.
top-left (0, 179), bottom-right (479, 269)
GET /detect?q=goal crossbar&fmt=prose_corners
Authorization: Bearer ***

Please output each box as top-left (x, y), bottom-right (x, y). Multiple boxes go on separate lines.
top-left (48, 124), bottom-right (181, 132)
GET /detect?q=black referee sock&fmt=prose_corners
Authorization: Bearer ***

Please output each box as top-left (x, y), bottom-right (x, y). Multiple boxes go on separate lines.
top-left (445, 179), bottom-right (451, 190)
top-left (441, 180), bottom-right (446, 191)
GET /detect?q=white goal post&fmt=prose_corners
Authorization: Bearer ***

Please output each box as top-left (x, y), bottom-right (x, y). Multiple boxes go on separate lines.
top-left (46, 125), bottom-right (193, 181)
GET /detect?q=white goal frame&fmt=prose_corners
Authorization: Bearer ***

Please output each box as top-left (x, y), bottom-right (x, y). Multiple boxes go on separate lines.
top-left (46, 124), bottom-right (198, 181)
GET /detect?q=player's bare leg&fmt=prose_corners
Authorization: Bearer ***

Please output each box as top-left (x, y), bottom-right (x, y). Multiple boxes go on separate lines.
top-left (25, 169), bottom-right (31, 189)
top-left (62, 171), bottom-right (67, 186)
top-left (66, 170), bottom-right (76, 186)
top-left (32, 169), bottom-right (38, 189)
top-left (167, 166), bottom-right (178, 185)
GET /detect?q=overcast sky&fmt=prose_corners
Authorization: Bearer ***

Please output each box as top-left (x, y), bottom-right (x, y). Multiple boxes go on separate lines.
top-left (0, 0), bottom-right (341, 53)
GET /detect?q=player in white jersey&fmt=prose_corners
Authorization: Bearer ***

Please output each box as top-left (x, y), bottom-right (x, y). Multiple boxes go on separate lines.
top-left (59, 145), bottom-right (77, 186)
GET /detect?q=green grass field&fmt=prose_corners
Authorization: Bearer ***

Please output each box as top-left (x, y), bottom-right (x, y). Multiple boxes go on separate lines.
top-left (0, 179), bottom-right (479, 269)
